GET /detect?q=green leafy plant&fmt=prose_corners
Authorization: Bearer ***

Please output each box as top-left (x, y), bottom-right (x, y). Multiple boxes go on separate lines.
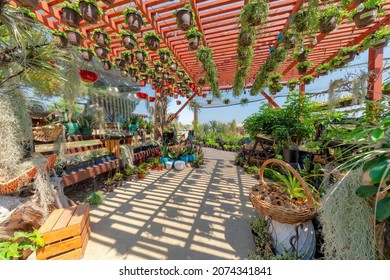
top-left (158, 48), bottom-right (172, 56)
top-left (193, 152), bottom-right (204, 168)
top-left (84, 191), bottom-right (105, 206)
top-left (315, 62), bottom-right (332, 74)
top-left (362, 26), bottom-right (390, 50)
top-left (137, 166), bottom-right (147, 175)
top-left (293, 46), bottom-right (311, 61)
top-left (154, 60), bottom-right (163, 68)
top-left (123, 7), bottom-right (139, 16)
top-left (136, 48), bottom-right (149, 59)
top-left (296, 61), bottom-right (312, 69)
top-left (269, 82), bottom-right (283, 94)
top-left (160, 145), bottom-right (169, 158)
top-left (113, 172), bottom-right (123, 181)
top-left (329, 56), bottom-right (344, 68)
top-left (287, 79), bottom-right (300, 90)
top-left (349, 0), bottom-right (386, 18)
top-left (300, 75), bottom-right (315, 84)
top-left (124, 167), bottom-right (135, 176)
top-left (78, 47), bottom-right (96, 56)
top-left (246, 165), bottom-right (260, 175)
top-left (51, 30), bottom-right (66, 37)
top-left (0, 230), bottom-right (44, 260)
top-left (223, 98), bottom-right (230, 105)
top-left (142, 31), bottom-right (162, 43)
top-left (270, 72), bottom-right (282, 82)
top-left (118, 29), bottom-right (137, 40)
top-left (271, 47), bottom-right (287, 62)
top-left (61, 1), bottom-right (81, 14)
top-left (338, 45), bottom-right (359, 56)
top-left (173, 3), bottom-right (195, 23)
top-left (240, 97), bottom-right (249, 105)
top-left (239, 0), bottom-right (269, 26)
top-left (64, 27), bottom-right (84, 37)
top-left (196, 46), bottom-right (220, 98)
top-left (318, 5), bottom-right (344, 25)
top-left (185, 27), bottom-right (204, 39)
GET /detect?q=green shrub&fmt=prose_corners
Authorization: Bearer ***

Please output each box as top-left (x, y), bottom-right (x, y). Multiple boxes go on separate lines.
top-left (84, 191), bottom-right (105, 206)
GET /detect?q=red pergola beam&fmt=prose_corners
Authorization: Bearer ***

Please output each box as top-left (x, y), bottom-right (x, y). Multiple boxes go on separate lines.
top-left (367, 48), bottom-right (383, 101)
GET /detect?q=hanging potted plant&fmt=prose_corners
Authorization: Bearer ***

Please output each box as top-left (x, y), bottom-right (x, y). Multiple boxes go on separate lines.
top-left (14, 7), bottom-right (36, 29)
top-left (240, 97), bottom-right (249, 105)
top-left (101, 0), bottom-right (114, 6)
top-left (198, 77), bottom-right (206, 86)
top-left (282, 32), bottom-right (297, 49)
top-left (270, 72), bottom-right (282, 84)
top-left (140, 73), bottom-right (148, 81)
top-left (115, 57), bottom-right (126, 69)
top-left (272, 47), bottom-right (286, 63)
top-left (51, 30), bottom-right (68, 48)
top-left (338, 45), bottom-right (359, 63)
top-left (138, 61), bottom-right (148, 73)
top-left (147, 68), bottom-right (156, 79)
top-left (169, 60), bottom-right (178, 72)
top-left (293, 9), bottom-right (310, 32)
top-left (223, 98), bottom-right (230, 105)
top-left (128, 66), bottom-right (138, 77)
top-left (117, 29), bottom-right (137, 50)
top-left (238, 27), bottom-right (253, 46)
top-left (158, 48), bottom-right (171, 64)
top-left (79, 0), bottom-right (103, 24)
top-left (176, 100), bottom-right (181, 105)
top-left (293, 46), bottom-right (311, 62)
top-left (362, 26), bottom-right (390, 50)
top-left (64, 27), bottom-right (83, 46)
top-left (330, 56), bottom-right (344, 69)
top-left (296, 61), bottom-right (312, 75)
top-left (177, 69), bottom-right (185, 79)
top-left (131, 75), bottom-right (139, 83)
top-left (162, 71), bottom-right (170, 80)
top-left (300, 75), bottom-right (315, 85)
top-left (263, 58), bottom-right (278, 72)
top-left (183, 76), bottom-right (191, 85)
top-left (135, 48), bottom-right (148, 62)
top-left (92, 28), bottom-right (111, 47)
top-left (173, 3), bottom-right (194, 31)
top-left (101, 59), bottom-right (113, 71)
top-left (123, 7), bottom-right (144, 33)
top-left (318, 6), bottom-right (343, 34)
top-left (239, 0), bottom-right (269, 26)
top-left (120, 69), bottom-right (128, 77)
top-left (185, 28), bottom-right (203, 50)
top-left (78, 47), bottom-right (95, 62)
top-left (351, 0), bottom-right (385, 28)
top-left (315, 62), bottom-right (332, 76)
top-left (167, 76), bottom-right (175, 85)
top-left (121, 50), bottom-right (134, 64)
top-left (287, 79), bottom-right (300, 91)
top-left (207, 99), bottom-right (212, 104)
top-left (61, 1), bottom-right (82, 28)
top-left (14, 0), bottom-right (39, 11)
top-left (269, 82), bottom-right (283, 95)
top-left (195, 46), bottom-right (212, 63)
top-left (94, 45), bottom-right (110, 59)
top-left (154, 61), bottom-right (164, 73)
top-left (143, 31), bottom-right (162, 51)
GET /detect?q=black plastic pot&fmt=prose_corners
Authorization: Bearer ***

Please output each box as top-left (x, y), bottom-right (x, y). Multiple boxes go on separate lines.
top-left (126, 12), bottom-right (143, 33)
top-left (353, 8), bottom-right (378, 28)
top-left (283, 148), bottom-right (299, 163)
top-left (176, 8), bottom-right (193, 31)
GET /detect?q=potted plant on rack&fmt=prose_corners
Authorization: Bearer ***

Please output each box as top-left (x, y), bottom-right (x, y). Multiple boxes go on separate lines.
top-left (115, 57), bottom-right (126, 69)
top-left (135, 48), bottom-right (148, 62)
top-left (154, 61), bottom-right (164, 73)
top-left (185, 28), bottom-right (203, 50)
top-left (94, 45), bottom-right (109, 59)
top-left (293, 46), bottom-right (311, 62)
top-left (287, 79), bottom-right (300, 91)
top-left (169, 60), bottom-right (178, 72)
top-left (61, 1), bottom-right (82, 28)
top-left (300, 75), bottom-right (315, 85)
top-left (318, 5), bottom-right (343, 34)
top-left (173, 3), bottom-right (194, 31)
top-left (64, 27), bottom-right (83, 46)
top-left (51, 30), bottom-right (68, 48)
top-left (78, 0), bottom-right (103, 24)
top-left (158, 48), bottom-right (171, 64)
top-left (101, 59), bottom-right (113, 71)
top-left (92, 28), bottom-right (111, 47)
top-left (240, 98), bottom-right (249, 106)
top-left (121, 50), bottom-right (134, 64)
top-left (113, 172), bottom-right (123, 188)
top-left (315, 63), bottom-right (332, 76)
top-left (123, 7), bottom-right (144, 33)
top-left (362, 26), bottom-right (390, 50)
top-left (351, 0), bottom-right (385, 28)
top-left (338, 45), bottom-right (359, 63)
top-left (147, 68), bottom-right (156, 80)
top-left (143, 31), bottom-right (162, 51)
top-left (118, 29), bottom-right (137, 50)
top-left (293, 8), bottom-right (310, 32)
top-left (137, 167), bottom-right (147, 179)
top-left (296, 61), bottom-right (312, 75)
top-left (78, 47), bottom-right (95, 62)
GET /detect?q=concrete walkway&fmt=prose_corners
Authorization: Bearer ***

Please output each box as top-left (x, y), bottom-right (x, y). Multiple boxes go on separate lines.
top-left (83, 148), bottom-right (259, 260)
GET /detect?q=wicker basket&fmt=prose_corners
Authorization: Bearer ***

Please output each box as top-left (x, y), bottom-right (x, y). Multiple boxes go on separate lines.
top-left (33, 124), bottom-right (63, 142)
top-left (249, 159), bottom-right (317, 224)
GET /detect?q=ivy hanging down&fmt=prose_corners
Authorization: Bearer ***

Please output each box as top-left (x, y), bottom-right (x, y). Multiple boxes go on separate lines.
top-left (196, 46), bottom-right (221, 99)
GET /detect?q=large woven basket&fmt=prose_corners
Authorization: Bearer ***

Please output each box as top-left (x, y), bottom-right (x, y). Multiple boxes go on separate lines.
top-left (33, 124), bottom-right (63, 142)
top-left (249, 159), bottom-right (317, 224)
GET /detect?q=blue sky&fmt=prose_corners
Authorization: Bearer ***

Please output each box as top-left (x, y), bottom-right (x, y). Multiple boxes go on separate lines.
top-left (134, 46), bottom-right (390, 125)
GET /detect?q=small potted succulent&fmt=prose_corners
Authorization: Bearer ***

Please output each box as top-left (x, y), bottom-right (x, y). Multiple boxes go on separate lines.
top-left (287, 79), bottom-right (300, 91)
top-left (64, 27), bottom-right (83, 46)
top-left (123, 7), bottom-right (144, 33)
top-left (300, 75), bottom-right (315, 85)
top-left (143, 31), bottom-right (162, 51)
top-left (78, 47), bottom-right (95, 62)
top-left (94, 45), bottom-right (110, 59)
top-left (138, 62), bottom-right (148, 73)
top-left (351, 0), bottom-right (385, 28)
top-left (362, 26), bottom-right (390, 50)
top-left (118, 29), bottom-right (137, 50)
top-left (121, 50), bottom-right (134, 64)
top-left (158, 48), bottom-right (171, 64)
top-left (296, 61), bottom-right (312, 75)
top-left (135, 48), bottom-right (148, 62)
top-left (338, 45), bottom-right (359, 63)
top-left (154, 61), bottom-right (164, 73)
top-left (185, 28), bottom-right (203, 50)
top-left (105, 178), bottom-right (115, 192)
top-left (318, 6), bottom-right (343, 34)
top-left (169, 60), bottom-right (178, 72)
top-left (101, 59), bottom-right (113, 71)
top-left (92, 28), bottom-right (111, 47)
top-left (61, 1), bottom-right (82, 28)
top-left (79, 0), bottom-right (103, 24)
top-left (173, 3), bottom-right (194, 31)
top-left (51, 30), bottom-right (68, 48)
top-left (293, 46), bottom-right (311, 62)
top-left (115, 57), bottom-right (126, 69)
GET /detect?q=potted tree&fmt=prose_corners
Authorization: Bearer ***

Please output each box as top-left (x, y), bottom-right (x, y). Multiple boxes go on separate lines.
top-left (338, 45), bottom-right (359, 63)
top-left (362, 26), bottom-right (390, 50)
top-left (185, 28), bottom-right (203, 50)
top-left (115, 57), bottom-right (126, 69)
top-left (92, 28), bottom-right (111, 47)
top-left (169, 60), bottom-right (178, 72)
top-left (64, 27), bottom-right (83, 46)
top-left (135, 48), bottom-right (148, 62)
top-left (318, 6), bottom-right (343, 34)
top-left (51, 30), bottom-right (68, 48)
top-left (123, 7), bottom-right (144, 33)
top-left (296, 61), bottom-right (312, 75)
top-left (79, 0), bottom-right (103, 24)
top-left (154, 61), bottom-right (164, 73)
top-left (143, 31), bottom-right (162, 51)
top-left (78, 47), bottom-right (95, 62)
top-left (138, 62), bottom-right (148, 73)
top-left (121, 50), bottom-right (134, 64)
top-left (61, 1), bottom-right (82, 28)
top-left (351, 0), bottom-right (385, 28)
top-left (158, 48), bottom-right (171, 63)
top-left (94, 45), bottom-right (109, 59)
top-left (300, 75), bottom-right (315, 85)
top-left (293, 46), bottom-right (311, 62)
top-left (287, 79), bottom-right (300, 91)
top-left (118, 29), bottom-right (137, 50)
top-left (173, 4), bottom-right (194, 31)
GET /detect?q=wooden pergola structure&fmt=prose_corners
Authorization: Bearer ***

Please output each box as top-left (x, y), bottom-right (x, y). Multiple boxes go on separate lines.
top-left (25, 0), bottom-right (390, 124)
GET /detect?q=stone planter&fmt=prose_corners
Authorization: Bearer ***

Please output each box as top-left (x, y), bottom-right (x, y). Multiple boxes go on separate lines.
top-left (125, 12), bottom-right (143, 33)
top-left (61, 7), bottom-right (82, 28)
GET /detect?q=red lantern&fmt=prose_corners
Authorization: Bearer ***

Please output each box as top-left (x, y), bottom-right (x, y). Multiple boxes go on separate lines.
top-left (202, 93), bottom-right (207, 98)
top-left (79, 69), bottom-right (99, 83)
top-left (163, 80), bottom-right (168, 86)
top-left (168, 84), bottom-right (173, 89)
top-left (136, 91), bottom-right (148, 99)
top-left (174, 87), bottom-right (178, 93)
top-left (140, 80), bottom-right (146, 87)
top-left (176, 100), bottom-right (181, 105)
top-left (189, 82), bottom-right (195, 90)
top-left (149, 96), bottom-right (156, 102)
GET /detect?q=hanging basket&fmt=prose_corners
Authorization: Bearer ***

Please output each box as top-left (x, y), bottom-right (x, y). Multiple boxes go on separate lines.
top-left (14, 0), bottom-right (39, 11)
top-left (101, 0), bottom-right (114, 5)
top-left (297, 52), bottom-right (308, 62)
top-left (353, 8), bottom-right (378, 28)
top-left (238, 31), bottom-right (253, 46)
top-left (249, 159), bottom-right (317, 224)
top-left (176, 8), bottom-right (193, 31)
top-left (79, 69), bottom-right (99, 83)
top-left (65, 30), bottom-right (82, 46)
top-left (297, 66), bottom-right (308, 75)
top-left (341, 51), bottom-right (356, 63)
top-left (79, 1), bottom-right (99, 24)
top-left (61, 7), bottom-right (82, 28)
top-left (160, 53), bottom-right (169, 64)
top-left (371, 37), bottom-right (389, 49)
top-left (188, 35), bottom-right (200, 50)
top-left (32, 123), bottom-right (64, 142)
top-left (81, 49), bottom-right (94, 62)
top-left (95, 46), bottom-right (108, 59)
top-left (319, 15), bottom-right (338, 34)
top-left (94, 32), bottom-right (109, 47)
top-left (122, 35), bottom-right (137, 50)
top-left (52, 34), bottom-right (68, 48)
top-left (145, 36), bottom-right (160, 51)
top-left (135, 50), bottom-right (146, 62)
top-left (115, 58), bottom-right (126, 69)
top-left (125, 12), bottom-right (143, 33)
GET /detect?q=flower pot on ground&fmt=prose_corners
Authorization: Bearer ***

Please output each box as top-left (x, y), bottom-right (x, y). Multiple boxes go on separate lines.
top-left (143, 31), bottom-right (161, 51)
top-left (137, 167), bottom-right (146, 179)
top-left (79, 47), bottom-right (95, 62)
top-left (318, 6), bottom-right (341, 34)
top-left (185, 28), bottom-right (203, 50)
top-left (352, 7), bottom-right (378, 28)
top-left (135, 49), bottom-right (148, 62)
top-left (174, 4), bottom-right (194, 31)
top-left (93, 29), bottom-right (111, 47)
top-left (61, 2), bottom-right (82, 28)
top-left (65, 28), bottom-right (83, 46)
top-left (113, 172), bottom-right (123, 188)
top-left (118, 30), bottom-right (137, 50)
top-left (123, 7), bottom-right (143, 33)
top-left (158, 48), bottom-right (171, 64)
top-left (79, 0), bottom-right (103, 24)
top-left (115, 58), bottom-right (126, 69)
top-left (94, 46), bottom-right (109, 59)
top-left (51, 30), bottom-right (68, 48)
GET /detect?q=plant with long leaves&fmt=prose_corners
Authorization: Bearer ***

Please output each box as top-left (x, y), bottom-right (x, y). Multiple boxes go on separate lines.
top-left (196, 46), bottom-right (220, 98)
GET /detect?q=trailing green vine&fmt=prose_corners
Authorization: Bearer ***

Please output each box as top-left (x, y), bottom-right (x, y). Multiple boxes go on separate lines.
top-left (196, 46), bottom-right (220, 98)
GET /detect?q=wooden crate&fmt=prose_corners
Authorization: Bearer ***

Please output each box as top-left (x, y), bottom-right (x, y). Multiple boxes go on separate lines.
top-left (36, 204), bottom-right (90, 260)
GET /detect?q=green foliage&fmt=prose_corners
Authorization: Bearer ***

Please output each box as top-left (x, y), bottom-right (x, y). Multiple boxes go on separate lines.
top-left (338, 45), bottom-right (359, 56)
top-left (265, 168), bottom-right (307, 200)
top-left (239, 0), bottom-right (269, 26)
top-left (270, 72), bottom-right (282, 81)
top-left (196, 46), bottom-right (220, 98)
top-left (123, 7), bottom-right (139, 16)
top-left (61, 1), bottom-right (81, 14)
top-left (124, 167), bottom-right (135, 176)
top-left (185, 27), bottom-right (204, 39)
top-left (160, 145), bottom-right (169, 158)
top-left (154, 60), bottom-right (163, 67)
top-left (142, 31), bottom-right (162, 43)
top-left (223, 98), bottom-right (230, 105)
top-left (362, 26), bottom-right (390, 50)
top-left (315, 62), bottom-right (332, 74)
top-left (78, 47), bottom-right (96, 56)
top-left (300, 75), bottom-right (315, 84)
top-left (318, 5), bottom-right (344, 24)
top-left (113, 172), bottom-right (123, 181)
top-left (271, 47), bottom-right (286, 62)
top-left (269, 82), bottom-right (283, 94)
top-left (158, 48), bottom-right (172, 56)
top-left (78, 114), bottom-right (93, 128)
top-left (118, 29), bottom-right (137, 40)
top-left (173, 4), bottom-right (195, 23)
top-left (193, 152), bottom-right (204, 168)
top-left (0, 230), bottom-right (44, 260)
top-left (137, 166), bottom-right (147, 175)
top-left (349, 0), bottom-right (386, 18)
top-left (84, 191), bottom-right (105, 206)
top-left (240, 97), bottom-right (249, 105)
top-left (136, 48), bottom-right (149, 59)
top-left (245, 165), bottom-right (259, 175)
top-left (296, 61), bottom-right (312, 69)
top-left (64, 27), bottom-right (84, 37)
top-left (51, 29), bottom-right (66, 37)
top-left (293, 46), bottom-right (311, 60)
top-left (287, 79), bottom-right (300, 89)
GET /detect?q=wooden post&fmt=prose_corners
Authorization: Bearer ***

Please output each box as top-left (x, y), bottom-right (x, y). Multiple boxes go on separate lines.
top-left (299, 82), bottom-right (305, 96)
top-left (367, 47), bottom-right (384, 101)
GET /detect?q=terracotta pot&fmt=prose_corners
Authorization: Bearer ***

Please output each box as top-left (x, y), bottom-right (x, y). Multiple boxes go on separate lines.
top-left (341, 51), bottom-right (356, 63)
top-left (135, 50), bottom-right (146, 62)
top-left (371, 37), bottom-right (389, 49)
top-left (319, 15), bottom-right (338, 34)
top-left (66, 30), bottom-right (82, 46)
top-left (170, 62), bottom-right (178, 72)
top-left (79, 1), bottom-right (99, 24)
top-left (353, 8), bottom-right (378, 28)
top-left (238, 31), bottom-right (252, 46)
top-left (81, 50), bottom-right (94, 62)
top-left (102, 61), bottom-right (111, 70)
top-left (94, 46), bottom-right (108, 59)
top-left (176, 8), bottom-right (192, 31)
top-left (126, 12), bottom-right (143, 33)
top-left (14, 0), bottom-right (38, 11)
top-left (53, 34), bottom-right (68, 48)
top-left (101, 0), bottom-right (114, 5)
top-left (155, 65), bottom-right (163, 73)
top-left (61, 7), bottom-right (82, 28)
top-left (122, 35), bottom-right (137, 50)
top-left (138, 63), bottom-right (147, 73)
top-left (188, 35), bottom-right (200, 50)
top-left (145, 36), bottom-right (160, 51)
top-left (115, 58), bottom-right (126, 69)
top-left (94, 32), bottom-right (109, 47)
top-left (298, 66), bottom-right (308, 75)
top-left (160, 53), bottom-right (169, 64)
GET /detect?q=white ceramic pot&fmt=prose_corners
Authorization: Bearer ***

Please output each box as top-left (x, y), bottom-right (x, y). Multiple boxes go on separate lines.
top-left (174, 160), bottom-right (185, 171)
top-left (165, 161), bottom-right (173, 170)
